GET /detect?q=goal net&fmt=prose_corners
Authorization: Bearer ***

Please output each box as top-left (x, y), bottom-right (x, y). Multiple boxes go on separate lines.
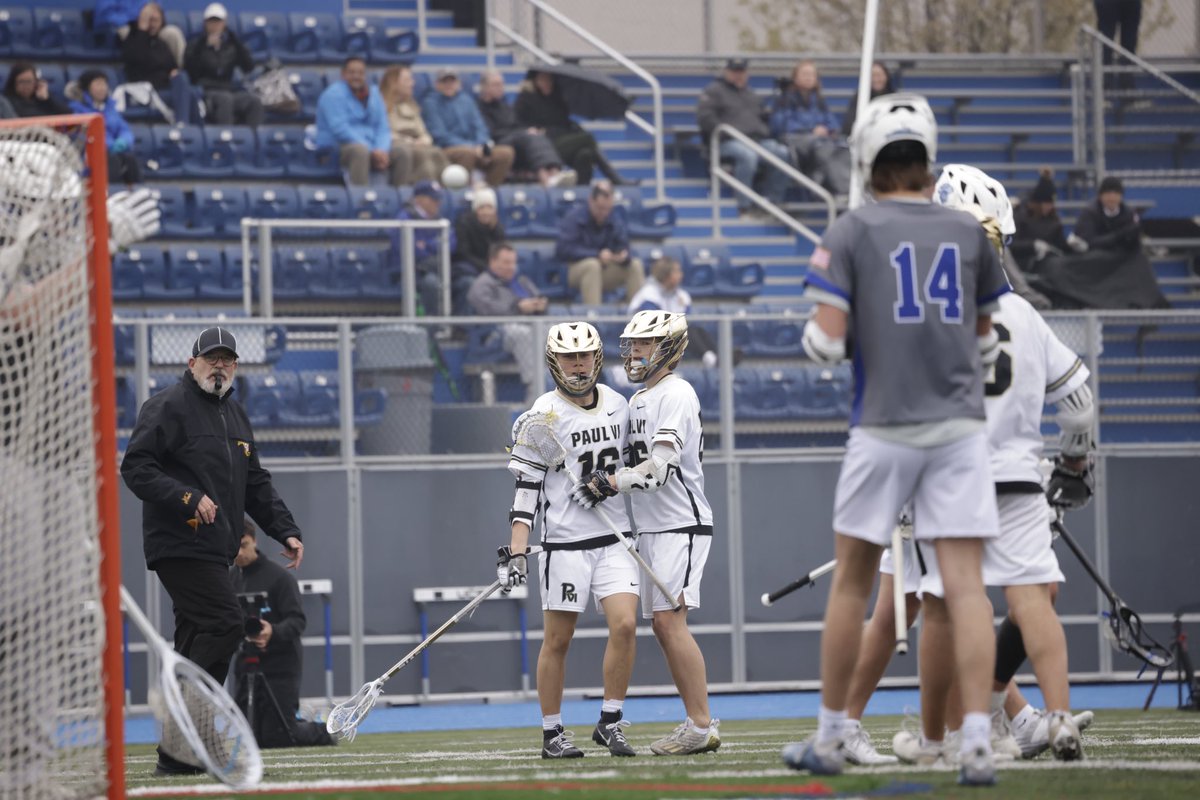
top-left (0, 116), bottom-right (123, 798)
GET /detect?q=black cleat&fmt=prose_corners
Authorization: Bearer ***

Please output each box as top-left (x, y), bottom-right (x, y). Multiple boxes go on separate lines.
top-left (542, 725), bottom-right (584, 759)
top-left (592, 718), bottom-right (636, 756)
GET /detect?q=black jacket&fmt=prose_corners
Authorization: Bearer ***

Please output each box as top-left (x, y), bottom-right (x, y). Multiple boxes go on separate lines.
top-left (184, 30), bottom-right (254, 92)
top-left (121, 370), bottom-right (301, 568)
top-left (122, 29), bottom-right (180, 91)
top-left (232, 550), bottom-right (306, 677)
top-left (695, 77), bottom-right (771, 143)
top-left (454, 209), bottom-right (507, 273)
top-left (1074, 200), bottom-right (1142, 253)
top-left (477, 95), bottom-right (520, 141)
top-left (1011, 202), bottom-right (1071, 267)
top-left (513, 86), bottom-right (577, 139)
top-left (4, 92), bottom-right (70, 119)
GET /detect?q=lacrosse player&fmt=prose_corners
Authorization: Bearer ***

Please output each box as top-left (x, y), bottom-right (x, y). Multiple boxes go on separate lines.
top-left (500, 322), bottom-right (641, 758)
top-left (892, 165), bottom-right (1096, 765)
top-left (780, 94), bottom-right (1010, 785)
top-left (573, 309), bottom-right (720, 756)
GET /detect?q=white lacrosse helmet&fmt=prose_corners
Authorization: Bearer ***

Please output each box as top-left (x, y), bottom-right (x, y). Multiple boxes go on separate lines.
top-left (545, 321), bottom-right (604, 397)
top-left (620, 310), bottom-right (688, 383)
top-left (850, 92), bottom-right (938, 179)
top-left (934, 164), bottom-right (1016, 236)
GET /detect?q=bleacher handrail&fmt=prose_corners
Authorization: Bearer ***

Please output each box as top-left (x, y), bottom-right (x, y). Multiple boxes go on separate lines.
top-left (239, 217), bottom-right (452, 318)
top-left (710, 124), bottom-right (836, 246)
top-left (483, 0), bottom-right (666, 202)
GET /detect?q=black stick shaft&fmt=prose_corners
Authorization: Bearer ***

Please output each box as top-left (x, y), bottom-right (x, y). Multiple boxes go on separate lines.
top-left (1052, 519), bottom-right (1117, 605)
top-left (762, 559), bottom-right (836, 606)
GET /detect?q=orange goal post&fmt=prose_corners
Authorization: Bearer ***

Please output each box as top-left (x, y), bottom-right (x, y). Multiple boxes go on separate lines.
top-left (0, 114), bottom-right (124, 799)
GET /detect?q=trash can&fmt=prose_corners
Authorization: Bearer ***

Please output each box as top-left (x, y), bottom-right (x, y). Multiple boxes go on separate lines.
top-left (355, 325), bottom-right (435, 455)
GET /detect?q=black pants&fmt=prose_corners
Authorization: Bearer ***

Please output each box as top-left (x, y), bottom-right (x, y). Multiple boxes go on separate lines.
top-left (551, 130), bottom-right (621, 184)
top-left (1094, 0), bottom-right (1142, 89)
top-left (108, 150), bottom-right (143, 185)
top-left (203, 89), bottom-right (264, 126)
top-left (154, 558), bottom-right (243, 685)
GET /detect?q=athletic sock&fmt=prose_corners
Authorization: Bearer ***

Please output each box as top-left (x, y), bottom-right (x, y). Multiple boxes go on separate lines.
top-left (816, 705), bottom-right (847, 746)
top-left (990, 690), bottom-right (1008, 715)
top-left (542, 714), bottom-right (563, 738)
top-left (961, 712), bottom-right (991, 753)
top-left (599, 698), bottom-right (624, 725)
top-left (690, 721), bottom-right (710, 736)
top-left (843, 718), bottom-right (862, 733)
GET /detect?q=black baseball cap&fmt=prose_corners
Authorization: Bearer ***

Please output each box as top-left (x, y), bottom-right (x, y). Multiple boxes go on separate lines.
top-left (725, 58), bottom-right (749, 71)
top-left (192, 326), bottom-right (239, 359)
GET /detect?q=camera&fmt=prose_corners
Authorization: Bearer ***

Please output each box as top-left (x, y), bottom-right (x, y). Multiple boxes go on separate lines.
top-left (237, 591), bottom-right (270, 643)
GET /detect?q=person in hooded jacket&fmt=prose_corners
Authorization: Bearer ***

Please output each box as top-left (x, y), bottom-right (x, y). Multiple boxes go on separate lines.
top-left (68, 69), bottom-right (143, 185)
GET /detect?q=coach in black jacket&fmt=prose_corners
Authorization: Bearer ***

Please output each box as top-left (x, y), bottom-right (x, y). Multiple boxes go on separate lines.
top-left (121, 326), bottom-right (305, 776)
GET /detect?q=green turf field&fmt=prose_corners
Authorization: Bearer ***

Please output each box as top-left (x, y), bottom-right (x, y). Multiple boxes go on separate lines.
top-left (126, 709), bottom-right (1200, 799)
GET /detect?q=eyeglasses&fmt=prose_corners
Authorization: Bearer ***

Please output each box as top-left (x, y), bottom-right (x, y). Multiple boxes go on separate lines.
top-left (201, 354), bottom-right (236, 366)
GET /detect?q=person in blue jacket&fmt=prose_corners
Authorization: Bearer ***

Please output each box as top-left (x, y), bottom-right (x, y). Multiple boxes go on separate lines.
top-left (555, 181), bottom-right (644, 306)
top-left (69, 69), bottom-right (143, 185)
top-left (769, 61), bottom-right (851, 197)
top-left (421, 67), bottom-right (514, 187)
top-left (316, 56), bottom-right (411, 187)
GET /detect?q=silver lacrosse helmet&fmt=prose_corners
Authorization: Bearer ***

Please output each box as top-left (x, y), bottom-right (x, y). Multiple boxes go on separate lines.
top-left (934, 163), bottom-right (1016, 237)
top-left (545, 321), bottom-right (604, 397)
top-left (619, 310), bottom-right (688, 383)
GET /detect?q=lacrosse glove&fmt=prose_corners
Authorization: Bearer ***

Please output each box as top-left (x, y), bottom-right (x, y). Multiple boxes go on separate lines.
top-left (496, 546), bottom-right (527, 594)
top-left (108, 188), bottom-right (161, 255)
top-left (571, 469), bottom-right (617, 509)
top-left (1047, 456), bottom-right (1094, 511)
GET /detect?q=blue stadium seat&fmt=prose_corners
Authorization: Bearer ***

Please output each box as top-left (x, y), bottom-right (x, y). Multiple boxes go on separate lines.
top-left (284, 68), bottom-right (325, 116)
top-left (149, 124), bottom-right (204, 179)
top-left (545, 187), bottom-right (587, 236)
top-left (497, 185), bottom-right (551, 239)
top-left (244, 372), bottom-right (301, 428)
top-left (287, 125), bottom-right (339, 179)
top-left (0, 8), bottom-right (36, 58)
top-left (112, 247), bottom-right (152, 300)
top-left (678, 366), bottom-right (719, 419)
top-left (162, 9), bottom-right (193, 38)
top-left (279, 370), bottom-right (339, 426)
top-left (221, 245), bottom-right (259, 299)
top-left (347, 186), bottom-right (401, 220)
top-left (115, 376), bottom-right (136, 428)
top-left (357, 248), bottom-right (403, 299)
top-left (112, 310), bottom-right (141, 364)
top-left (344, 15), bottom-right (418, 63)
top-left (253, 125), bottom-right (303, 178)
top-left (613, 186), bottom-right (676, 239)
top-left (681, 245), bottom-right (725, 298)
top-left (519, 244), bottom-right (569, 300)
top-left (297, 185), bottom-right (351, 236)
top-left (735, 367), bottom-right (800, 420)
top-left (274, 246), bottom-right (327, 299)
top-left (752, 309), bottom-right (805, 357)
top-left (463, 325), bottom-right (510, 365)
top-left (34, 9), bottom-right (112, 60)
top-left (151, 185), bottom-right (191, 237)
top-left (192, 184), bottom-right (248, 238)
top-left (167, 246), bottom-right (239, 301)
top-left (245, 185), bottom-right (301, 221)
top-left (186, 126), bottom-right (257, 178)
top-left (128, 123), bottom-right (157, 169)
top-left (237, 11), bottom-right (289, 61)
top-left (141, 247), bottom-right (199, 300)
top-left (284, 13), bottom-right (344, 62)
top-left (794, 365), bottom-right (852, 420)
top-left (313, 247), bottom-right (374, 298)
top-left (411, 71), bottom-right (432, 101)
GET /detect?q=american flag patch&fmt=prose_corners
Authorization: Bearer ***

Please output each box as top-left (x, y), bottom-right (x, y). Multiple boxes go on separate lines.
top-left (810, 246), bottom-right (831, 270)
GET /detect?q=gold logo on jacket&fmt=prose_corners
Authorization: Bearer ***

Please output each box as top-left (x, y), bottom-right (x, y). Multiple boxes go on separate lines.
top-left (238, 440), bottom-right (251, 457)
top-left (182, 491), bottom-right (192, 505)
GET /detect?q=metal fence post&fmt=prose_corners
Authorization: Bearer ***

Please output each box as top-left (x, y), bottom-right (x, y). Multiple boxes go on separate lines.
top-left (440, 222), bottom-right (452, 317)
top-left (258, 223), bottom-right (273, 319)
top-left (337, 321), bottom-right (356, 462)
top-left (402, 226), bottom-right (417, 318)
top-left (1091, 37), bottom-right (1107, 177)
top-left (719, 316), bottom-right (746, 684)
top-left (240, 220), bottom-right (253, 316)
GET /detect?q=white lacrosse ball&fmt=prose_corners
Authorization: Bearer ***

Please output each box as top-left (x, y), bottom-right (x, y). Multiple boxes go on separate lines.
top-left (440, 163), bottom-right (470, 189)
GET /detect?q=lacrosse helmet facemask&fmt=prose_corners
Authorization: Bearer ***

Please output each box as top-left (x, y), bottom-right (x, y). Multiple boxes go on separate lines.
top-left (620, 310), bottom-right (689, 383)
top-left (546, 321), bottom-right (604, 397)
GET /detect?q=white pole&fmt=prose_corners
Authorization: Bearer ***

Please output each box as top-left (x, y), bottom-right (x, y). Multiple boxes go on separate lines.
top-left (848, 0), bottom-right (881, 211)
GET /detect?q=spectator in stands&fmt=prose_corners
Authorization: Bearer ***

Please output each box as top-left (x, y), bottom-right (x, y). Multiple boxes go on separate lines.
top-left (1011, 169), bottom-right (1072, 271)
top-left (841, 61), bottom-right (894, 136)
top-left (68, 70), bottom-right (143, 186)
top-left (183, 3), bottom-right (264, 127)
top-left (556, 181), bottom-right (645, 306)
top-left (454, 187), bottom-right (507, 312)
top-left (1094, 0), bottom-right (1142, 92)
top-left (317, 57), bottom-right (410, 187)
top-left (514, 70), bottom-right (631, 186)
top-left (628, 256), bottom-right (719, 367)
top-left (95, 0), bottom-right (186, 66)
top-left (0, 96), bottom-right (15, 119)
top-left (467, 241), bottom-right (547, 390)
top-left (1073, 176), bottom-right (1142, 254)
top-left (696, 58), bottom-right (791, 218)
top-left (393, 180), bottom-right (453, 315)
top-left (3, 63), bottom-right (71, 118)
top-left (379, 64), bottom-right (447, 183)
top-left (476, 70), bottom-right (575, 188)
top-left (770, 60), bottom-right (851, 198)
top-left (422, 68), bottom-right (514, 188)
top-left (120, 2), bottom-right (202, 125)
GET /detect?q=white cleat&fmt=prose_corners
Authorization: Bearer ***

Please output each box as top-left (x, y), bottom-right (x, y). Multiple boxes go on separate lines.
top-left (1013, 709), bottom-right (1094, 759)
top-left (990, 708), bottom-right (1023, 760)
top-left (1048, 710), bottom-right (1084, 761)
top-left (892, 729), bottom-right (946, 766)
top-left (957, 744), bottom-right (996, 786)
top-left (842, 723), bottom-right (899, 765)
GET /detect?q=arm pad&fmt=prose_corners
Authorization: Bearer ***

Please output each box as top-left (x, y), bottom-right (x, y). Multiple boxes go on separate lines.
top-left (801, 319), bottom-right (846, 364)
top-left (615, 443), bottom-right (679, 494)
top-left (509, 478), bottom-right (541, 526)
top-left (1055, 383), bottom-right (1095, 458)
top-left (978, 326), bottom-right (1001, 366)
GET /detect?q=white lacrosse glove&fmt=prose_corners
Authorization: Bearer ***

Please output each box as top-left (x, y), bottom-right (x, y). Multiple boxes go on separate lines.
top-left (107, 188), bottom-right (161, 255)
top-left (496, 546), bottom-right (527, 594)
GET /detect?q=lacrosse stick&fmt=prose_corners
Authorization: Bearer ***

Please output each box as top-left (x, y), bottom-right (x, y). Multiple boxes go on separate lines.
top-left (761, 559), bottom-right (836, 606)
top-left (891, 524), bottom-right (909, 655)
top-left (513, 410), bottom-right (683, 612)
top-left (328, 572), bottom-right (511, 741)
top-left (1051, 515), bottom-right (1173, 670)
top-left (119, 586), bottom-right (262, 790)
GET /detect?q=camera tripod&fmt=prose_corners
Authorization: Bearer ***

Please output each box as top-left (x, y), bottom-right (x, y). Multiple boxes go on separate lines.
top-left (238, 641), bottom-right (297, 747)
top-left (1143, 604), bottom-right (1200, 712)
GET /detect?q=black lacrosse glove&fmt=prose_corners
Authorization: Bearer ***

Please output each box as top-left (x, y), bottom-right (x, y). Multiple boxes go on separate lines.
top-left (496, 546), bottom-right (527, 594)
top-left (1047, 456), bottom-right (1094, 511)
top-left (571, 469), bottom-right (618, 510)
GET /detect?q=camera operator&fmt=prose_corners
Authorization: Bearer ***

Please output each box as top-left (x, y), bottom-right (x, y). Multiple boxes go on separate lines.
top-left (232, 521), bottom-right (333, 747)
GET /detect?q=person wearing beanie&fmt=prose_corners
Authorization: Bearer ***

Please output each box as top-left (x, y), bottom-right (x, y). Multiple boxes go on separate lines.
top-left (1011, 169), bottom-right (1070, 270)
top-left (453, 187), bottom-right (509, 313)
top-left (1073, 176), bottom-right (1142, 254)
top-left (67, 69), bottom-right (143, 185)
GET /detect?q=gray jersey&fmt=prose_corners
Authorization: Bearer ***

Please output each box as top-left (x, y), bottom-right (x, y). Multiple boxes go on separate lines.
top-left (804, 199), bottom-right (1010, 428)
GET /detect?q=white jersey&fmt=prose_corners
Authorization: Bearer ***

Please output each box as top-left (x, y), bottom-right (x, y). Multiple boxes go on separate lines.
top-left (985, 293), bottom-right (1089, 484)
top-left (625, 373), bottom-right (713, 536)
top-left (508, 385), bottom-right (632, 546)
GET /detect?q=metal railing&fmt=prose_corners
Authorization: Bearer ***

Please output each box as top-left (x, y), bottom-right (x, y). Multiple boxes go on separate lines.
top-left (709, 124), bottom-right (836, 245)
top-left (484, 0), bottom-right (667, 201)
top-left (239, 218), bottom-right (452, 318)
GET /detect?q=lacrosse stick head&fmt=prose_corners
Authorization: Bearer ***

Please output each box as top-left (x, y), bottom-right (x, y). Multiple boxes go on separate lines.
top-left (326, 680), bottom-right (384, 742)
top-left (510, 410), bottom-right (567, 471)
top-left (1105, 602), bottom-right (1174, 670)
top-left (156, 654), bottom-right (263, 790)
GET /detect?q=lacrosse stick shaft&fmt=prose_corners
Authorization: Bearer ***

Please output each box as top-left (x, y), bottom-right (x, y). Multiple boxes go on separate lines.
top-left (1051, 519), bottom-right (1117, 604)
top-left (591, 501), bottom-right (682, 612)
top-left (891, 527), bottom-right (908, 655)
top-left (119, 584), bottom-right (168, 649)
top-left (381, 580), bottom-right (505, 681)
top-left (761, 559), bottom-right (837, 606)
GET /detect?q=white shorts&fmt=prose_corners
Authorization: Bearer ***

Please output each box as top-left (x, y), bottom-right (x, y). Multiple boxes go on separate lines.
top-left (537, 541), bottom-right (639, 614)
top-left (834, 428), bottom-right (1000, 545)
top-left (984, 492), bottom-right (1064, 587)
top-left (637, 532), bottom-right (711, 618)
top-left (879, 537), bottom-right (923, 595)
